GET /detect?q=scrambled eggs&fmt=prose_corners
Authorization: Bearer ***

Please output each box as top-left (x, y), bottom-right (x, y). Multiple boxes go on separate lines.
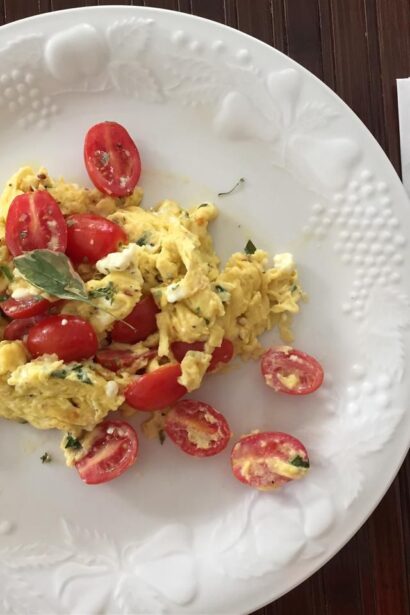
top-left (0, 166), bottom-right (303, 439)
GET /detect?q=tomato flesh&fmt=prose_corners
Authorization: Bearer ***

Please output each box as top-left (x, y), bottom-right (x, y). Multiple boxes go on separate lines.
top-left (75, 420), bottom-right (138, 485)
top-left (165, 400), bottom-right (231, 457)
top-left (27, 315), bottom-right (98, 362)
top-left (95, 348), bottom-right (157, 372)
top-left (84, 121), bottom-right (141, 197)
top-left (231, 431), bottom-right (310, 491)
top-left (124, 364), bottom-right (186, 411)
top-left (5, 191), bottom-right (67, 256)
top-left (1, 295), bottom-right (52, 319)
top-left (4, 314), bottom-right (49, 341)
top-left (66, 214), bottom-right (127, 264)
top-left (171, 338), bottom-right (234, 372)
top-left (111, 295), bottom-right (159, 344)
top-left (261, 347), bottom-right (324, 395)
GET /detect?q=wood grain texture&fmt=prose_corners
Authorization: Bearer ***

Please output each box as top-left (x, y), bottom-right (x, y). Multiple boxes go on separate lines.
top-left (1, 1), bottom-right (409, 613)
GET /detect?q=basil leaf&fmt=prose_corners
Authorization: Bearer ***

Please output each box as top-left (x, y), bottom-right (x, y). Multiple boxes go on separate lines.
top-left (244, 240), bottom-right (257, 255)
top-left (0, 264), bottom-right (13, 281)
top-left (14, 250), bottom-right (89, 302)
top-left (290, 455), bottom-right (310, 468)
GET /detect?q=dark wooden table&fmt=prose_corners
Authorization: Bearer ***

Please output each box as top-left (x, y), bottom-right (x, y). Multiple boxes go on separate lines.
top-left (1, 1), bottom-right (409, 614)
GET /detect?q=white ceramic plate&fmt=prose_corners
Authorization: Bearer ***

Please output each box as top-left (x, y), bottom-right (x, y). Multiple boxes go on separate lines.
top-left (0, 7), bottom-right (409, 614)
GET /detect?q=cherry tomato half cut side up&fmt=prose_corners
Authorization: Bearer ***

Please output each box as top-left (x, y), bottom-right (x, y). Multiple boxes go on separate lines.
top-left (84, 121), bottom-right (141, 197)
top-left (1, 296), bottom-right (52, 319)
top-left (27, 315), bottom-right (98, 362)
top-left (165, 400), bottom-right (231, 457)
top-left (5, 191), bottom-right (67, 256)
top-left (4, 314), bottom-right (49, 341)
top-left (261, 347), bottom-right (324, 395)
top-left (66, 214), bottom-right (128, 264)
top-left (171, 338), bottom-right (234, 372)
top-left (125, 364), bottom-right (186, 411)
top-left (75, 420), bottom-right (138, 485)
top-left (111, 295), bottom-right (159, 344)
top-left (231, 431), bottom-right (310, 491)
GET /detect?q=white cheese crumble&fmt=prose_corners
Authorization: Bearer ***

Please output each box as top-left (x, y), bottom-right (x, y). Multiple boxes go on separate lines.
top-left (11, 287), bottom-right (38, 300)
top-left (96, 243), bottom-right (137, 274)
top-left (166, 282), bottom-right (188, 303)
top-left (105, 381), bottom-right (119, 398)
top-left (273, 253), bottom-right (295, 273)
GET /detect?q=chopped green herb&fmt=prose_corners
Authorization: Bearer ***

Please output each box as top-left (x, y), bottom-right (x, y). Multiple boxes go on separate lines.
top-left (244, 240), bottom-right (257, 255)
top-left (64, 434), bottom-right (82, 450)
top-left (204, 317), bottom-right (210, 325)
top-left (0, 294), bottom-right (8, 302)
top-left (290, 284), bottom-right (298, 293)
top-left (50, 369), bottom-right (67, 379)
top-left (198, 203), bottom-right (209, 208)
top-left (88, 282), bottom-right (116, 304)
top-left (215, 284), bottom-right (226, 293)
top-left (40, 452), bottom-right (52, 464)
top-left (0, 264), bottom-right (13, 281)
top-left (290, 455), bottom-right (310, 468)
top-left (135, 233), bottom-right (148, 246)
top-left (218, 177), bottom-right (245, 197)
top-left (158, 429), bottom-right (166, 445)
top-left (71, 365), bottom-right (92, 385)
top-left (195, 307), bottom-right (202, 316)
top-left (155, 274), bottom-right (163, 284)
top-left (13, 250), bottom-right (134, 330)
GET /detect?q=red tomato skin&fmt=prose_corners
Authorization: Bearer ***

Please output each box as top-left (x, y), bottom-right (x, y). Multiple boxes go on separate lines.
top-left (27, 315), bottom-right (98, 362)
top-left (84, 122), bottom-right (141, 197)
top-left (111, 295), bottom-right (159, 344)
top-left (124, 364), bottom-right (186, 411)
top-left (1, 296), bottom-right (51, 319)
top-left (95, 349), bottom-right (137, 371)
top-left (231, 431), bottom-right (309, 491)
top-left (165, 399), bottom-right (231, 457)
top-left (66, 214), bottom-right (127, 264)
top-left (171, 338), bottom-right (234, 372)
top-left (75, 420), bottom-right (138, 485)
top-left (95, 348), bottom-right (157, 372)
top-left (5, 191), bottom-right (67, 256)
top-left (261, 347), bottom-right (324, 395)
top-left (4, 314), bottom-right (49, 341)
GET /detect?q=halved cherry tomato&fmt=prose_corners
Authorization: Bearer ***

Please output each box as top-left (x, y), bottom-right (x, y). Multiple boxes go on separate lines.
top-left (231, 431), bottom-right (310, 491)
top-left (1, 295), bottom-right (52, 319)
top-left (5, 191), bottom-right (67, 256)
top-left (165, 400), bottom-right (231, 457)
top-left (84, 121), bottom-right (141, 197)
top-left (111, 295), bottom-right (159, 344)
top-left (171, 338), bottom-right (234, 372)
top-left (66, 214), bottom-right (127, 264)
top-left (4, 314), bottom-right (49, 341)
top-left (261, 347), bottom-right (324, 395)
top-left (75, 420), bottom-right (138, 485)
top-left (95, 348), bottom-right (157, 372)
top-left (27, 315), bottom-right (98, 362)
top-left (125, 364), bottom-right (186, 411)
top-left (95, 349), bottom-right (138, 372)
